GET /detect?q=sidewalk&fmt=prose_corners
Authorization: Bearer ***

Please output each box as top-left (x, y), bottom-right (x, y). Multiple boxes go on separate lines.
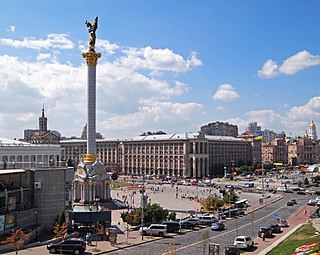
top-left (242, 204), bottom-right (311, 255)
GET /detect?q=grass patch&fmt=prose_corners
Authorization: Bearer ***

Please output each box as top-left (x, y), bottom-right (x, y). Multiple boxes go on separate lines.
top-left (268, 224), bottom-right (319, 255)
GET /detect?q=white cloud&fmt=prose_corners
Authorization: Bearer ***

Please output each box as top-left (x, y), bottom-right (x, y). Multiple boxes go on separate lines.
top-left (257, 59), bottom-right (279, 78)
top-left (0, 33), bottom-right (74, 50)
top-left (17, 112), bottom-right (35, 122)
top-left (0, 41), bottom-right (199, 139)
top-left (216, 106), bottom-right (225, 111)
top-left (99, 101), bottom-right (203, 137)
top-left (96, 39), bottom-right (120, 55)
top-left (212, 83), bottom-right (240, 101)
top-left (287, 96), bottom-right (320, 121)
top-left (6, 26), bottom-right (16, 33)
top-left (258, 50), bottom-right (320, 78)
top-left (37, 53), bottom-right (52, 61)
top-left (118, 46), bottom-right (202, 73)
top-left (279, 50), bottom-right (320, 75)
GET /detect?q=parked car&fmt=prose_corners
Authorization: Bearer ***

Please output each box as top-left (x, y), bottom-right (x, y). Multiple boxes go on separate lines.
top-left (307, 199), bottom-right (318, 206)
top-left (197, 215), bottom-right (218, 225)
top-left (139, 224), bottom-right (167, 237)
top-left (47, 238), bottom-right (86, 255)
top-left (287, 201), bottom-right (294, 206)
top-left (179, 220), bottom-right (196, 229)
top-left (258, 227), bottom-right (272, 238)
top-left (161, 221), bottom-right (180, 233)
top-left (211, 222), bottom-right (225, 231)
top-left (233, 236), bottom-right (254, 250)
top-left (292, 187), bottom-right (305, 191)
top-left (224, 244), bottom-right (240, 255)
top-left (112, 199), bottom-right (127, 209)
top-left (278, 219), bottom-right (289, 227)
top-left (290, 199), bottom-right (297, 204)
top-left (283, 189), bottom-right (294, 193)
top-left (297, 191), bottom-right (306, 195)
top-left (181, 217), bottom-right (200, 226)
top-left (269, 224), bottom-right (281, 233)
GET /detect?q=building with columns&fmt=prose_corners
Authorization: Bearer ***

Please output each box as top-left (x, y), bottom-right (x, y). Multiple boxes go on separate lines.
top-left (121, 132), bottom-right (252, 178)
top-left (62, 132), bottom-right (253, 178)
top-left (0, 137), bottom-right (62, 169)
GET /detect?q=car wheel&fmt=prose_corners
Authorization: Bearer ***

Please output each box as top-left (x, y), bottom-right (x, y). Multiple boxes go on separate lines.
top-left (73, 248), bottom-right (81, 255)
top-left (158, 232), bottom-right (164, 237)
top-left (50, 248), bottom-right (57, 254)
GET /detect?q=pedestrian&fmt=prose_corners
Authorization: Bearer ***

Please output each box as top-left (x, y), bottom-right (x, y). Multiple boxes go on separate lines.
top-left (261, 232), bottom-right (265, 241)
top-left (304, 209), bottom-right (307, 215)
top-left (86, 233), bottom-right (92, 246)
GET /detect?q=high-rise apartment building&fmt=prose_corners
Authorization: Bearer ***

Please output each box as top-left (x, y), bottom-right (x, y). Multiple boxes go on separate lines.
top-left (200, 121), bottom-right (238, 137)
top-left (246, 122), bottom-right (262, 135)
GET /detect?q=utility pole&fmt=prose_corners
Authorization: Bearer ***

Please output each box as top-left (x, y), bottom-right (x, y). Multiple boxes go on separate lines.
top-left (262, 161), bottom-right (265, 202)
top-left (141, 170), bottom-right (145, 241)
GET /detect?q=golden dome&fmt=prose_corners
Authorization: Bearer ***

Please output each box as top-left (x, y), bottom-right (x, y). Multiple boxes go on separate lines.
top-left (310, 120), bottom-right (316, 128)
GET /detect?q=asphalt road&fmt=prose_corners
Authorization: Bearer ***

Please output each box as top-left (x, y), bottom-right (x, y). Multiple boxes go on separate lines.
top-left (106, 192), bottom-right (313, 255)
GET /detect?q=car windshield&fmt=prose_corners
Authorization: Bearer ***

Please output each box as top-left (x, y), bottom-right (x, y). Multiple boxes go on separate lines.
top-left (235, 238), bottom-right (244, 242)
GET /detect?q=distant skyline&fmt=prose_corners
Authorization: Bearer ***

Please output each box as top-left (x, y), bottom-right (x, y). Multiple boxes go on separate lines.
top-left (0, 1), bottom-right (320, 140)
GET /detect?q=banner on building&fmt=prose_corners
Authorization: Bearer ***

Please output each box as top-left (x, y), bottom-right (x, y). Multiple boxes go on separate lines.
top-left (5, 213), bottom-right (16, 230)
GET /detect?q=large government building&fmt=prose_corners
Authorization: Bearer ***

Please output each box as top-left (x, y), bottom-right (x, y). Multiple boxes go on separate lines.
top-left (61, 132), bottom-right (253, 178)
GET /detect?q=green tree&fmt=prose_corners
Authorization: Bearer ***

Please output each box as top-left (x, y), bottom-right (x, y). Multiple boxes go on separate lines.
top-left (223, 191), bottom-right (238, 204)
top-left (121, 203), bottom-right (168, 226)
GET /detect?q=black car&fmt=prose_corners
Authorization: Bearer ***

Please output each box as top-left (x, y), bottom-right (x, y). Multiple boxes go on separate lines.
top-left (47, 238), bottom-right (86, 254)
top-left (161, 221), bottom-right (180, 233)
top-left (179, 221), bottom-right (196, 229)
top-left (297, 191), bottom-right (306, 195)
top-left (269, 224), bottom-right (281, 233)
top-left (287, 201), bottom-right (294, 206)
top-left (224, 244), bottom-right (240, 255)
top-left (258, 227), bottom-right (272, 238)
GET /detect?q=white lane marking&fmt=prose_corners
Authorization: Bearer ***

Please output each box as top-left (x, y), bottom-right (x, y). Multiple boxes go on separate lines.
top-left (160, 205), bottom-right (285, 255)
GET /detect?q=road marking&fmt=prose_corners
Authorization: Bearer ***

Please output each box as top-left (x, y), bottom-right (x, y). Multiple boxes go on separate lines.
top-left (160, 205), bottom-right (286, 255)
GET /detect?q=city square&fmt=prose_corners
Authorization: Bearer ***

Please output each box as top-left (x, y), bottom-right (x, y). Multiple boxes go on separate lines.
top-left (0, 2), bottom-right (320, 255)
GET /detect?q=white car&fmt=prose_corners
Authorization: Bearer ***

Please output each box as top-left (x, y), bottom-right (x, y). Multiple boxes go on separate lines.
top-left (139, 224), bottom-right (167, 237)
top-left (234, 236), bottom-right (254, 250)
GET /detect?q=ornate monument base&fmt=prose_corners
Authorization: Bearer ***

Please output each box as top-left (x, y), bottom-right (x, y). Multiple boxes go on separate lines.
top-left (73, 154), bottom-right (111, 204)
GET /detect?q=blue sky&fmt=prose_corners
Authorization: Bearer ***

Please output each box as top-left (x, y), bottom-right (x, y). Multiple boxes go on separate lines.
top-left (0, 1), bottom-right (320, 139)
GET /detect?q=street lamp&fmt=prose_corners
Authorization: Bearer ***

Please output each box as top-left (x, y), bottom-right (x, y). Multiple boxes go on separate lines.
top-left (34, 210), bottom-right (38, 241)
top-left (141, 172), bottom-right (145, 241)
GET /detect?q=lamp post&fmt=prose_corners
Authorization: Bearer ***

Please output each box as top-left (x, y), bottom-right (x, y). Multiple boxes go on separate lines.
top-left (141, 171), bottom-right (145, 241)
top-left (262, 161), bottom-right (265, 202)
top-left (34, 210), bottom-right (38, 241)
